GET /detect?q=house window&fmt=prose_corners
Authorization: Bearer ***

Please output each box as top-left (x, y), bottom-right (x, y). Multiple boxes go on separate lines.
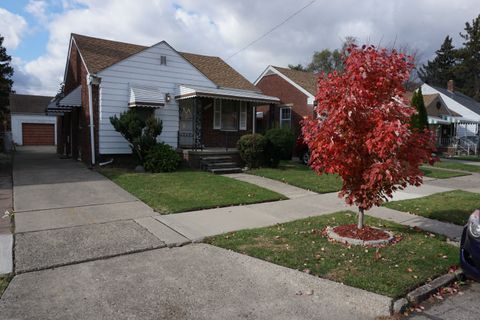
top-left (213, 99), bottom-right (244, 131)
top-left (221, 100), bottom-right (238, 131)
top-left (239, 102), bottom-right (247, 130)
top-left (280, 107), bottom-right (292, 129)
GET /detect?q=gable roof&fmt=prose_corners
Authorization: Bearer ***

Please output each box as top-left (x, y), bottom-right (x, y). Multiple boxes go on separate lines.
top-left (432, 85), bottom-right (480, 116)
top-left (179, 52), bottom-right (257, 91)
top-left (70, 33), bottom-right (257, 91)
top-left (270, 66), bottom-right (317, 95)
top-left (72, 33), bottom-right (147, 74)
top-left (9, 93), bottom-right (53, 114)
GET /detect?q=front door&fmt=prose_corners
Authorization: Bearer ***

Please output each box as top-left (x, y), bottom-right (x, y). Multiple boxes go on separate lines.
top-left (179, 100), bottom-right (194, 147)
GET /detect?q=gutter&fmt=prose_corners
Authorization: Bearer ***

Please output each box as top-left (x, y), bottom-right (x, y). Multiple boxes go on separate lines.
top-left (87, 74), bottom-right (101, 166)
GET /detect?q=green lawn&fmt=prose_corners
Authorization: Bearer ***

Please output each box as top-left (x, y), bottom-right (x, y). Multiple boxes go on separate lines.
top-left (384, 190), bottom-right (480, 225)
top-left (100, 168), bottom-right (286, 214)
top-left (446, 155), bottom-right (480, 162)
top-left (420, 166), bottom-right (470, 179)
top-left (248, 161), bottom-right (342, 193)
top-left (428, 161), bottom-right (480, 173)
top-left (207, 212), bottom-right (458, 298)
top-left (0, 276), bottom-right (11, 297)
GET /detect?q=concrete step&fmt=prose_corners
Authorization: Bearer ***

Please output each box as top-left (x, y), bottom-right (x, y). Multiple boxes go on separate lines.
top-left (201, 156), bottom-right (232, 162)
top-left (208, 167), bottom-right (243, 174)
top-left (206, 162), bottom-right (238, 168)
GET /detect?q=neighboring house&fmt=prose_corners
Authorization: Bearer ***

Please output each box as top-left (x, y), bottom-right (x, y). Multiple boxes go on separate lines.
top-left (254, 65), bottom-right (317, 137)
top-left (419, 81), bottom-right (480, 155)
top-left (9, 93), bottom-right (56, 146)
top-left (47, 34), bottom-right (279, 167)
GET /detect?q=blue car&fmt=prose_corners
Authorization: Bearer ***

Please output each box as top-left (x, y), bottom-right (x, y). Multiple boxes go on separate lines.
top-left (460, 209), bottom-right (480, 281)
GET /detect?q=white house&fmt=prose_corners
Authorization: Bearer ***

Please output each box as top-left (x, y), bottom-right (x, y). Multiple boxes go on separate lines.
top-left (421, 81), bottom-right (480, 155)
top-left (47, 33), bottom-right (279, 168)
top-left (9, 94), bottom-right (56, 146)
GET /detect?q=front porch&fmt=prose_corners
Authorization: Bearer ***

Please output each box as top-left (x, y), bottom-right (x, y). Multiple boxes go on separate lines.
top-left (175, 85), bottom-right (279, 170)
top-left (430, 116), bottom-right (480, 156)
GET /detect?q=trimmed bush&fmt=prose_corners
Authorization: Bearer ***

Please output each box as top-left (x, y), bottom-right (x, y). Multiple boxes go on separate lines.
top-left (144, 143), bottom-right (181, 172)
top-left (265, 128), bottom-right (295, 160)
top-left (237, 134), bottom-right (268, 168)
top-left (110, 109), bottom-right (162, 164)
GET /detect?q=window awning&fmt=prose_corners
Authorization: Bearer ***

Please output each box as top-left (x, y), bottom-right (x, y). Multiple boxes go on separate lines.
top-left (176, 85), bottom-right (280, 104)
top-left (129, 85), bottom-right (165, 108)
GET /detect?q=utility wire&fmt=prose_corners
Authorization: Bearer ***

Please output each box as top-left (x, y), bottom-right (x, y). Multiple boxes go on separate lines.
top-left (227, 0), bottom-right (316, 60)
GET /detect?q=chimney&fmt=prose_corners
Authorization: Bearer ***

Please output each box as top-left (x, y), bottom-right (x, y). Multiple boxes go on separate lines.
top-left (447, 80), bottom-right (454, 92)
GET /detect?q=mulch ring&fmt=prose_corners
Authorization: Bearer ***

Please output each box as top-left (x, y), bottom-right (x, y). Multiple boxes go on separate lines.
top-left (325, 224), bottom-right (397, 246)
top-left (333, 224), bottom-right (390, 241)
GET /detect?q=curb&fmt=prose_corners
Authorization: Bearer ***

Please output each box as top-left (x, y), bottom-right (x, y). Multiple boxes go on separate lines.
top-left (391, 269), bottom-right (464, 313)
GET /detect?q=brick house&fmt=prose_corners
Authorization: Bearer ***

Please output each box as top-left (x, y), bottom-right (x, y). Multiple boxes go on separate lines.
top-left (48, 34), bottom-right (279, 167)
top-left (254, 66), bottom-right (317, 137)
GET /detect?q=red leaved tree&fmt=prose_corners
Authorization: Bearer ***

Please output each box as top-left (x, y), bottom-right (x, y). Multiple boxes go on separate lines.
top-left (302, 45), bottom-right (437, 229)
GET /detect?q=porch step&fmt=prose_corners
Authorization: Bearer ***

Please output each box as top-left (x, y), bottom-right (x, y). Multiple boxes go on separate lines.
top-left (200, 156), bottom-right (232, 162)
top-left (209, 167), bottom-right (243, 174)
top-left (200, 155), bottom-right (242, 174)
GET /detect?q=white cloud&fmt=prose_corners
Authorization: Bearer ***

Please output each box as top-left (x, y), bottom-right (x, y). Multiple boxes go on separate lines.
top-left (0, 8), bottom-right (28, 50)
top-left (11, 0), bottom-right (480, 95)
top-left (26, 0), bottom-right (49, 25)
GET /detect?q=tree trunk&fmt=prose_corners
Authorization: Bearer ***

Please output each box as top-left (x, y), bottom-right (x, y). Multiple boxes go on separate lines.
top-left (358, 207), bottom-right (365, 229)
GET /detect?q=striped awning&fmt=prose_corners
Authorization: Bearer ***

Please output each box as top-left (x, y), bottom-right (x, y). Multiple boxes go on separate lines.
top-left (176, 85), bottom-right (280, 104)
top-left (428, 116), bottom-right (452, 125)
top-left (129, 85), bottom-right (165, 108)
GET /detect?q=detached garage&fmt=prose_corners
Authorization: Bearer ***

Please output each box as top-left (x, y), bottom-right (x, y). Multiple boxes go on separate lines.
top-left (9, 94), bottom-right (57, 146)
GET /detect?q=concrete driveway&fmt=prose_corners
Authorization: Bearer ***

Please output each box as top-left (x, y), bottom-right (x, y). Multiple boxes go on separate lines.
top-left (1, 147), bottom-right (391, 319)
top-left (12, 146), bottom-right (167, 272)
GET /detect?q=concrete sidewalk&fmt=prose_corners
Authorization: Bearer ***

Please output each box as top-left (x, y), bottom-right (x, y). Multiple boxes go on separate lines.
top-left (0, 244), bottom-right (391, 320)
top-left (224, 173), bottom-right (316, 198)
top-left (154, 174), bottom-right (465, 242)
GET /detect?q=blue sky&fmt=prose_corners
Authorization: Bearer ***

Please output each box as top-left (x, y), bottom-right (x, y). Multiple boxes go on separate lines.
top-left (1, 0), bottom-right (479, 96)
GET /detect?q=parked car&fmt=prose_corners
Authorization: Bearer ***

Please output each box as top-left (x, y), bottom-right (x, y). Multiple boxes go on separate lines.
top-left (294, 134), bottom-right (309, 165)
top-left (460, 209), bottom-right (480, 281)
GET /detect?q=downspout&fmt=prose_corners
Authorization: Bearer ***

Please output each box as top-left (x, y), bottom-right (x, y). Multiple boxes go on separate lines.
top-left (87, 74), bottom-right (100, 166)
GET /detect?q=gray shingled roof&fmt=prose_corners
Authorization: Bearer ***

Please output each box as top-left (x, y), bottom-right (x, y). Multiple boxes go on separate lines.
top-left (433, 86), bottom-right (480, 116)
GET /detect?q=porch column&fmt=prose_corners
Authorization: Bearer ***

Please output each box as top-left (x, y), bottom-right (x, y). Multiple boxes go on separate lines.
top-left (252, 103), bottom-right (256, 134)
top-left (193, 98), bottom-right (202, 150)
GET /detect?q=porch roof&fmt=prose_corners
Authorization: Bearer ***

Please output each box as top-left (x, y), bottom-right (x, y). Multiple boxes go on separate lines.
top-left (176, 85), bottom-right (280, 104)
top-left (59, 86), bottom-right (82, 107)
top-left (428, 116), bottom-right (452, 125)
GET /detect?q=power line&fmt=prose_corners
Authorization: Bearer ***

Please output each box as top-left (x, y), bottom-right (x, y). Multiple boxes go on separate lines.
top-left (227, 0), bottom-right (316, 60)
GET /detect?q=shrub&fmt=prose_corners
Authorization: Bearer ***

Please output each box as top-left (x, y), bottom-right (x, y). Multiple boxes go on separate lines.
top-left (237, 134), bottom-right (268, 168)
top-left (265, 128), bottom-right (295, 160)
top-left (110, 109), bottom-right (162, 164)
top-left (144, 143), bottom-right (181, 173)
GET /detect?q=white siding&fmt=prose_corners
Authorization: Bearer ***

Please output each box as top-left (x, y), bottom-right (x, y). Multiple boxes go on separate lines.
top-left (97, 42), bottom-right (216, 154)
top-left (11, 114), bottom-right (57, 145)
top-left (422, 84), bottom-right (480, 137)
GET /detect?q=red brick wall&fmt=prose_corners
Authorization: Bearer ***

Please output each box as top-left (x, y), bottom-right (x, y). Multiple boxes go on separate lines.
top-left (255, 74), bottom-right (314, 137)
top-left (59, 41), bottom-right (100, 166)
top-left (201, 98), bottom-right (253, 148)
